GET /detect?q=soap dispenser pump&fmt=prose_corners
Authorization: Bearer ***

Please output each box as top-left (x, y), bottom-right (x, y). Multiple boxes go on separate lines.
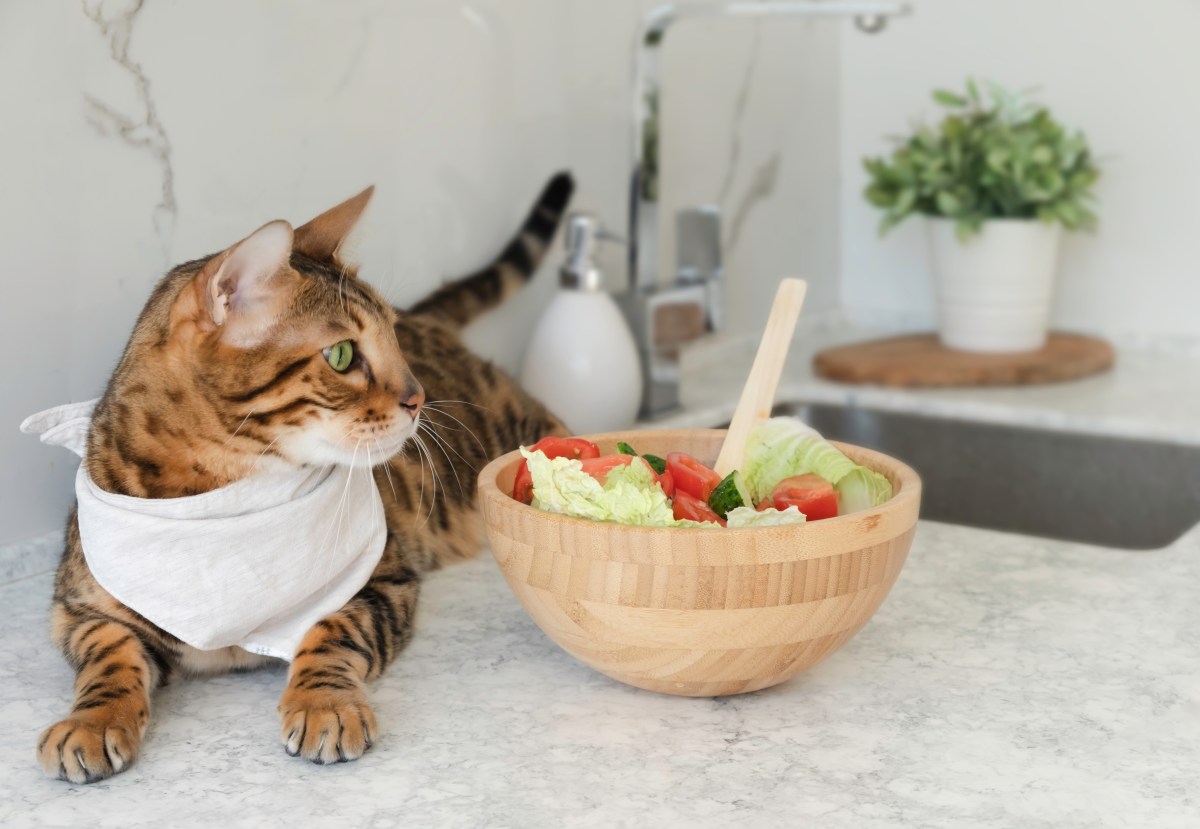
top-left (520, 213), bottom-right (643, 435)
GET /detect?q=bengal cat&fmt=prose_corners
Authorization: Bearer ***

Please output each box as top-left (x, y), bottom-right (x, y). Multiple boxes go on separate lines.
top-left (36, 174), bottom-right (574, 783)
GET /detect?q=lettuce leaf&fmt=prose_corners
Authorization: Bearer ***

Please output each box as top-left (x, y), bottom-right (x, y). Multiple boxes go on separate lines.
top-left (743, 417), bottom-right (892, 513)
top-left (833, 466), bottom-right (895, 514)
top-left (523, 448), bottom-right (679, 527)
top-left (726, 505), bottom-right (807, 527)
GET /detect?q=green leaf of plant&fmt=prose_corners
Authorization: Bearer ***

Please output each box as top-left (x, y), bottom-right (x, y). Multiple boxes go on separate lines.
top-left (1054, 201), bottom-right (1081, 227)
top-left (865, 184), bottom-right (896, 207)
top-left (878, 213), bottom-right (906, 236)
top-left (941, 116), bottom-right (965, 141)
top-left (862, 79), bottom-right (1100, 233)
top-left (936, 190), bottom-right (962, 215)
top-left (986, 148), bottom-right (1009, 173)
top-left (1030, 145), bottom-right (1054, 165)
top-left (966, 77), bottom-right (980, 105)
top-left (933, 89), bottom-right (968, 108)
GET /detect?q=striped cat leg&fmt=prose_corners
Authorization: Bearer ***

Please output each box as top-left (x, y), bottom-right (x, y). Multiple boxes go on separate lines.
top-left (278, 544), bottom-right (419, 764)
top-left (36, 613), bottom-right (166, 783)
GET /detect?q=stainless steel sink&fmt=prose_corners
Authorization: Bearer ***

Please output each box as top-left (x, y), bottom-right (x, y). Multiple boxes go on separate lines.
top-left (768, 402), bottom-right (1200, 550)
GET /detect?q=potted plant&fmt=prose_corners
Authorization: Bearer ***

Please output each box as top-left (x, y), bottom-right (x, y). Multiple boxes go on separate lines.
top-left (863, 80), bottom-right (1100, 352)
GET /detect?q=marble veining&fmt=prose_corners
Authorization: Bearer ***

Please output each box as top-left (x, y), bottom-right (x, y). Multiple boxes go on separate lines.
top-left (82, 0), bottom-right (176, 263)
top-left (0, 532), bottom-right (62, 588)
top-left (1, 521), bottom-right (1197, 827)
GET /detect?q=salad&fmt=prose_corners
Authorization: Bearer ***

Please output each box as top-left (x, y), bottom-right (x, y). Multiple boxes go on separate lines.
top-left (509, 417), bottom-right (893, 528)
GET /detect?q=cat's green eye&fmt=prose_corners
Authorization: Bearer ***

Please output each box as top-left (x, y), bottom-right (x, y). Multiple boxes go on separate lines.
top-left (324, 340), bottom-right (355, 373)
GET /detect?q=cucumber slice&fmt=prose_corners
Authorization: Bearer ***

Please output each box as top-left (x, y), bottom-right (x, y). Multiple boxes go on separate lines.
top-left (641, 453), bottom-right (667, 475)
top-left (616, 442), bottom-right (638, 456)
top-left (708, 470), bottom-right (753, 519)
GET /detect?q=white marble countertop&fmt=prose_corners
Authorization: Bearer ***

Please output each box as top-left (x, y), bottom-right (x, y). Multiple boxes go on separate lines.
top-left (2, 518), bottom-right (1197, 828)
top-left (4, 327), bottom-right (1198, 827)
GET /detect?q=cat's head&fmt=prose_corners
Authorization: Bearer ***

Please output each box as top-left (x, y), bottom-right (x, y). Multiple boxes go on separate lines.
top-left (159, 187), bottom-right (423, 472)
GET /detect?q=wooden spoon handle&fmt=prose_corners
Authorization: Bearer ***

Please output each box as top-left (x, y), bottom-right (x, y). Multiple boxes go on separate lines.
top-left (713, 278), bottom-right (807, 477)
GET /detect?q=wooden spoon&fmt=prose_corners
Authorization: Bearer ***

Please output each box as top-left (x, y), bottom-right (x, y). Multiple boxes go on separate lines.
top-left (713, 278), bottom-right (808, 477)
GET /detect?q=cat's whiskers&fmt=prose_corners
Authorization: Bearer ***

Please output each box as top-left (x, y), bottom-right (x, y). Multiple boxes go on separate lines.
top-left (422, 403), bottom-right (488, 456)
top-left (417, 421), bottom-right (466, 498)
top-left (410, 436), bottom-right (435, 528)
top-left (411, 434), bottom-right (443, 528)
top-left (371, 265), bottom-right (401, 300)
top-left (324, 440), bottom-right (363, 586)
top-left (420, 417), bottom-right (480, 477)
top-left (247, 434), bottom-right (284, 475)
top-left (371, 435), bottom-right (399, 503)
top-left (318, 441), bottom-right (361, 589)
top-left (336, 259), bottom-right (353, 316)
top-left (419, 434), bottom-right (447, 526)
top-left (223, 408), bottom-right (258, 450)
top-left (318, 427), bottom-right (365, 572)
top-left (426, 398), bottom-right (496, 412)
top-left (407, 432), bottom-right (433, 527)
top-left (418, 410), bottom-right (463, 432)
top-left (316, 439), bottom-right (360, 569)
top-left (397, 430), bottom-right (427, 529)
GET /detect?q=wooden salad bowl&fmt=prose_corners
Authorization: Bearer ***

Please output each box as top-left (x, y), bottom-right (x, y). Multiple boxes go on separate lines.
top-left (477, 428), bottom-right (921, 697)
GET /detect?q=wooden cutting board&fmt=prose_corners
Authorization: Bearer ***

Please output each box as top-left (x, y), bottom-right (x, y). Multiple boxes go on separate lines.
top-left (813, 332), bottom-right (1115, 388)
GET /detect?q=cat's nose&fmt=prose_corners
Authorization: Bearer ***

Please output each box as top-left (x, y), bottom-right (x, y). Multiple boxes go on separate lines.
top-left (399, 386), bottom-right (425, 416)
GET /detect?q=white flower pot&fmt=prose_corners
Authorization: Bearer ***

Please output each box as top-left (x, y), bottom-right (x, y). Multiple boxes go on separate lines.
top-left (925, 217), bottom-right (1062, 353)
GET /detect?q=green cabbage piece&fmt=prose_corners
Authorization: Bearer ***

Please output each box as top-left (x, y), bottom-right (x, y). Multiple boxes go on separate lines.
top-left (603, 457), bottom-right (658, 491)
top-left (522, 449), bottom-right (725, 528)
top-left (831, 466), bottom-right (894, 514)
top-left (726, 505), bottom-right (807, 527)
top-left (743, 417), bottom-right (893, 514)
top-left (523, 449), bottom-right (678, 527)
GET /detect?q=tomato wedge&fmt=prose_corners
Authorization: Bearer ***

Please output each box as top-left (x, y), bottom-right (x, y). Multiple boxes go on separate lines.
top-left (510, 436), bottom-right (602, 503)
top-left (511, 462), bottom-right (535, 504)
top-left (770, 474), bottom-right (839, 520)
top-left (657, 469), bottom-right (675, 500)
top-left (530, 437), bottom-right (601, 461)
top-left (666, 452), bottom-right (723, 502)
top-left (672, 489), bottom-right (726, 526)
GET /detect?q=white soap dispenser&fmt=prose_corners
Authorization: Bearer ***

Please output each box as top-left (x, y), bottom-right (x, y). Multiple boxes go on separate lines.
top-left (520, 213), bottom-right (643, 435)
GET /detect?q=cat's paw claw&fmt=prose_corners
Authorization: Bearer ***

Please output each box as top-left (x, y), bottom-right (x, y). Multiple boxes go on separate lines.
top-left (278, 690), bottom-right (377, 764)
top-left (37, 718), bottom-right (139, 784)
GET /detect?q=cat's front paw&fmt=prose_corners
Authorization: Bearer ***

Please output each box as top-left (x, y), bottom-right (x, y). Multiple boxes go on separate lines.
top-left (278, 687), bottom-right (377, 764)
top-left (36, 717), bottom-right (140, 783)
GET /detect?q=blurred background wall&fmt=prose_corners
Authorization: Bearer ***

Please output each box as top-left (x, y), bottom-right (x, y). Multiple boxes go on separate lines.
top-left (2, 0), bottom-right (1197, 546)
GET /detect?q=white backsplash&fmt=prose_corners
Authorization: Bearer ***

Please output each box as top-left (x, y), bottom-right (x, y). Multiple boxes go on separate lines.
top-left (1, 0), bottom-right (839, 545)
top-left (6, 0), bottom-right (1197, 547)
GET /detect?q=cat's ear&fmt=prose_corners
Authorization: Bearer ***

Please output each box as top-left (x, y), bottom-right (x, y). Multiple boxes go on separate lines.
top-left (195, 220), bottom-right (296, 345)
top-left (292, 186), bottom-right (374, 263)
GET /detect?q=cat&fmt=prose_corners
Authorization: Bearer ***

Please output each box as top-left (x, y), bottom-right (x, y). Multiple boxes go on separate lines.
top-left (36, 173), bottom-right (574, 783)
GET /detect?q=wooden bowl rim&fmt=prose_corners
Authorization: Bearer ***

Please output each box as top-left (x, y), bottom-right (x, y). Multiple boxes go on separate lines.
top-left (477, 427), bottom-right (921, 537)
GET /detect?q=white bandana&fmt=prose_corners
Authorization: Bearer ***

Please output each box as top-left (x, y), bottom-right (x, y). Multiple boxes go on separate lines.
top-left (21, 400), bottom-right (386, 661)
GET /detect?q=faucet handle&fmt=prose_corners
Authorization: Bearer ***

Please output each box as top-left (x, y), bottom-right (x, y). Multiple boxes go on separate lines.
top-left (676, 206), bottom-right (722, 285)
top-left (676, 205), bottom-right (724, 333)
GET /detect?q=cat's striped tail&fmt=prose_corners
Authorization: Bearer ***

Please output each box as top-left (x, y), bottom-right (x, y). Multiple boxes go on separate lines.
top-left (408, 171), bottom-right (575, 328)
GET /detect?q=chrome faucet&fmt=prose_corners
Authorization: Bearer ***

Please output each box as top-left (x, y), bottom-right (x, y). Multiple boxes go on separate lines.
top-left (619, 1), bottom-right (910, 419)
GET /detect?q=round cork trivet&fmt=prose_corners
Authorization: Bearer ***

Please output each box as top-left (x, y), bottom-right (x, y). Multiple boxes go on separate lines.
top-left (813, 332), bottom-right (1115, 388)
